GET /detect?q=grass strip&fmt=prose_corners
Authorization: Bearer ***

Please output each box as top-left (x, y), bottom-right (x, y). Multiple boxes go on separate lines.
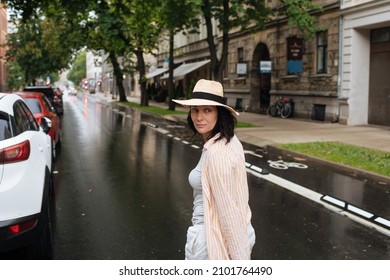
top-left (119, 101), bottom-right (256, 128)
top-left (280, 142), bottom-right (390, 177)
top-left (119, 101), bottom-right (187, 115)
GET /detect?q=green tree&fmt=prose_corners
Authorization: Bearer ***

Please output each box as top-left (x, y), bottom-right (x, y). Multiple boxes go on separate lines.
top-left (83, 0), bottom-right (162, 104)
top-left (6, 15), bottom-right (46, 84)
top-left (5, 11), bottom-right (78, 84)
top-left (67, 50), bottom-right (87, 86)
top-left (1, 0), bottom-right (90, 23)
top-left (6, 61), bottom-right (25, 91)
top-left (4, 0), bottom-right (159, 103)
top-left (112, 0), bottom-right (163, 105)
top-left (84, 0), bottom-right (129, 102)
top-left (158, 0), bottom-right (201, 110)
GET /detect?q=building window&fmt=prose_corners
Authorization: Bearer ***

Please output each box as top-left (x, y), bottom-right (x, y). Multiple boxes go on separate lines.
top-left (236, 48), bottom-right (247, 77)
top-left (238, 47), bottom-right (244, 63)
top-left (316, 31), bottom-right (327, 74)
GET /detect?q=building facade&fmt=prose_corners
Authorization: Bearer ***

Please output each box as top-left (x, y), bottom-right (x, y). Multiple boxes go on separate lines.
top-left (86, 51), bottom-right (102, 93)
top-left (339, 0), bottom-right (390, 126)
top-left (225, 0), bottom-right (340, 121)
top-left (154, 0), bottom-right (341, 122)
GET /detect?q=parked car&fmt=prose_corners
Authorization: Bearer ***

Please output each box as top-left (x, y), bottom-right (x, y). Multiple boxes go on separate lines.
top-left (14, 91), bottom-right (62, 152)
top-left (23, 85), bottom-right (64, 117)
top-left (53, 87), bottom-right (64, 105)
top-left (0, 93), bottom-right (54, 259)
top-left (68, 87), bottom-right (77, 96)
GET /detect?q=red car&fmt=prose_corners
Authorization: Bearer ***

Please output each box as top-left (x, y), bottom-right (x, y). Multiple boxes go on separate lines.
top-left (14, 91), bottom-right (62, 151)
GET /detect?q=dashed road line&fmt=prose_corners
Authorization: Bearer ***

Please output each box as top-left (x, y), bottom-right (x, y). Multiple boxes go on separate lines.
top-left (147, 123), bottom-right (390, 236)
top-left (246, 163), bottom-right (390, 237)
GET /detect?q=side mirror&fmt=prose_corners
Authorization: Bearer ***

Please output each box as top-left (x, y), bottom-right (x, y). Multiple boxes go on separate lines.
top-left (41, 117), bottom-right (52, 134)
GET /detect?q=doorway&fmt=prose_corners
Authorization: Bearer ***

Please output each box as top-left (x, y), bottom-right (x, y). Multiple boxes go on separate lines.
top-left (250, 43), bottom-right (271, 113)
top-left (368, 27), bottom-right (390, 126)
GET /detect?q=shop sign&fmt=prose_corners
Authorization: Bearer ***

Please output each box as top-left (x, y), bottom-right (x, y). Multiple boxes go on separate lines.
top-left (236, 63), bottom-right (247, 75)
top-left (260, 61), bottom-right (272, 73)
top-left (287, 37), bottom-right (303, 73)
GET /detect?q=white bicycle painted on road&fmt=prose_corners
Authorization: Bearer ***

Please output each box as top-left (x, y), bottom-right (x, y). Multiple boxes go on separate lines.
top-left (267, 160), bottom-right (308, 170)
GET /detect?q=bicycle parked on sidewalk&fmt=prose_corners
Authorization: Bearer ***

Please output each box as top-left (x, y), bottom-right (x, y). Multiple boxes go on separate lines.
top-left (267, 96), bottom-right (293, 119)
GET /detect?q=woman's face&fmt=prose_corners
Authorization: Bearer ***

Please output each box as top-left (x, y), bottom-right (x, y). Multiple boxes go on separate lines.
top-left (190, 105), bottom-right (218, 140)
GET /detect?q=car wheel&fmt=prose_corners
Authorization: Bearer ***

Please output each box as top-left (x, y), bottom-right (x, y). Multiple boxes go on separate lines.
top-left (25, 173), bottom-right (54, 259)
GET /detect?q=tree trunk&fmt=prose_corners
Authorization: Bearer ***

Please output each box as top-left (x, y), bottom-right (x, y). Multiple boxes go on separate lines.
top-left (202, 0), bottom-right (230, 83)
top-left (168, 29), bottom-right (175, 111)
top-left (202, 0), bottom-right (219, 81)
top-left (218, 0), bottom-right (230, 83)
top-left (135, 49), bottom-right (148, 107)
top-left (109, 51), bottom-right (127, 102)
top-left (25, 69), bottom-right (30, 85)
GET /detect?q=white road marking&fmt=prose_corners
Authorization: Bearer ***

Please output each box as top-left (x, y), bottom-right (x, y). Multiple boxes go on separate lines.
top-left (244, 150), bottom-right (263, 158)
top-left (246, 163), bottom-right (390, 237)
top-left (152, 125), bottom-right (390, 236)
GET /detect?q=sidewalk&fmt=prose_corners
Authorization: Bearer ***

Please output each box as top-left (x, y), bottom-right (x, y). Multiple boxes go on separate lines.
top-left (99, 93), bottom-right (390, 153)
top-left (235, 112), bottom-right (390, 153)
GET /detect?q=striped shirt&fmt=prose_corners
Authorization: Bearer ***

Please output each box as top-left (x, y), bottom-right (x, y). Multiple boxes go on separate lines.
top-left (201, 133), bottom-right (253, 260)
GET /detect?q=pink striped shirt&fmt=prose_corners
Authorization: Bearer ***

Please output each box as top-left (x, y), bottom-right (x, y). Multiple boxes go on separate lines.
top-left (201, 133), bottom-right (252, 259)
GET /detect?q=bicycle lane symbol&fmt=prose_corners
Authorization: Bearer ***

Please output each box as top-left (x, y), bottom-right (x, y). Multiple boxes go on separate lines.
top-left (267, 160), bottom-right (308, 170)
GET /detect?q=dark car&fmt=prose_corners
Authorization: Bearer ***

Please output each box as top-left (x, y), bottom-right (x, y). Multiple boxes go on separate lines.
top-left (23, 86), bottom-right (64, 117)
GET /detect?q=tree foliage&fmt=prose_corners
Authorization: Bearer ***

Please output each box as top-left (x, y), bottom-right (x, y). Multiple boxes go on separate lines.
top-left (77, 0), bottom-right (164, 103)
top-left (112, 0), bottom-right (163, 105)
top-left (6, 60), bottom-right (24, 90)
top-left (67, 50), bottom-right (86, 86)
top-left (279, 0), bottom-right (322, 40)
top-left (4, 6), bottom-right (80, 85)
top-left (2, 0), bottom-right (322, 101)
top-left (157, 0), bottom-right (201, 110)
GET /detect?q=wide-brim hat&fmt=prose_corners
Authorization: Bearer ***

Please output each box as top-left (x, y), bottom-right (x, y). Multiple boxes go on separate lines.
top-left (173, 79), bottom-right (239, 116)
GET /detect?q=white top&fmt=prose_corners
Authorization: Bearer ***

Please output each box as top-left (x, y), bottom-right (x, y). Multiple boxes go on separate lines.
top-left (188, 154), bottom-right (204, 225)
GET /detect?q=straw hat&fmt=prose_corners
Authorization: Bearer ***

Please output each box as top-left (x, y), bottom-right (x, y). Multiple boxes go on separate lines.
top-left (173, 79), bottom-right (238, 116)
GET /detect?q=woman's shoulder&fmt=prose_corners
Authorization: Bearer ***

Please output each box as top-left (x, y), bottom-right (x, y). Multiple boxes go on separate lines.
top-left (205, 135), bottom-right (243, 154)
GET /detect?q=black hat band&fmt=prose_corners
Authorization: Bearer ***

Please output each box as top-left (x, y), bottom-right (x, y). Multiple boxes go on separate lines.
top-left (191, 91), bottom-right (226, 105)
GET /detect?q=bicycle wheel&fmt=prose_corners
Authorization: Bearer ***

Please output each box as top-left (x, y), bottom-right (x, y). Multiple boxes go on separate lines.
top-left (267, 105), bottom-right (278, 117)
top-left (281, 104), bottom-right (291, 118)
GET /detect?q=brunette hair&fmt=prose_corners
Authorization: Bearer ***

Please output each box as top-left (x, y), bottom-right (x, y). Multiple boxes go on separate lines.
top-left (187, 106), bottom-right (237, 143)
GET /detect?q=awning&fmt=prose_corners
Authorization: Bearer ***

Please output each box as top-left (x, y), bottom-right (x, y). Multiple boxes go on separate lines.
top-left (160, 60), bottom-right (210, 80)
top-left (146, 68), bottom-right (169, 79)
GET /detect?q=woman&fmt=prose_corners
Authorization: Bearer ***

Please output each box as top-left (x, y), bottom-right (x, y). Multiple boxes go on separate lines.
top-left (173, 79), bottom-right (255, 260)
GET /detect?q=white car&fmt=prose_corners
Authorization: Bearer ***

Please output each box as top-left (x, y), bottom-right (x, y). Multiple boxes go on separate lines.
top-left (0, 93), bottom-right (54, 259)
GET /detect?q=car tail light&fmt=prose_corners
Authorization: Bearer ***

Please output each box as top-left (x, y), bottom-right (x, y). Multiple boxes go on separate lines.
top-left (0, 140), bottom-right (30, 163)
top-left (8, 219), bottom-right (37, 234)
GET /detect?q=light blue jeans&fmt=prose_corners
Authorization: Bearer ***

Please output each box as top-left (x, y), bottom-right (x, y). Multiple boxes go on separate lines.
top-left (185, 223), bottom-right (256, 260)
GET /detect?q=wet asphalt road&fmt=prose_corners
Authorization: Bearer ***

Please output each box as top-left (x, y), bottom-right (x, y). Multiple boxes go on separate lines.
top-left (4, 93), bottom-right (388, 260)
top-left (51, 93), bottom-right (389, 260)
